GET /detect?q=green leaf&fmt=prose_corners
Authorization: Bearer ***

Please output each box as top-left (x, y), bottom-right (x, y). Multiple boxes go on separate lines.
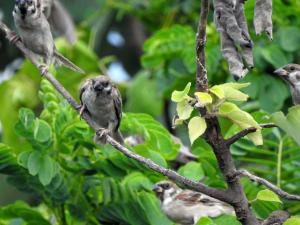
top-left (121, 113), bottom-right (179, 159)
top-left (219, 102), bottom-right (262, 145)
top-left (126, 72), bottom-right (163, 117)
top-left (261, 45), bottom-right (288, 68)
top-left (271, 106), bottom-right (300, 146)
top-left (210, 86), bottom-right (225, 99)
top-left (38, 155), bottom-right (55, 186)
top-left (256, 189), bottom-right (282, 203)
top-left (195, 92), bottom-right (213, 106)
top-left (188, 116), bottom-right (207, 144)
top-left (27, 151), bottom-right (42, 176)
top-left (142, 25), bottom-right (195, 71)
top-left (284, 217), bottom-right (300, 225)
top-left (177, 100), bottom-right (194, 120)
top-left (0, 201), bottom-right (50, 225)
top-left (34, 120), bottom-right (52, 143)
top-left (214, 215), bottom-right (241, 225)
top-left (195, 217), bottom-right (215, 225)
top-left (178, 162), bottom-right (205, 181)
top-left (171, 82), bottom-right (191, 102)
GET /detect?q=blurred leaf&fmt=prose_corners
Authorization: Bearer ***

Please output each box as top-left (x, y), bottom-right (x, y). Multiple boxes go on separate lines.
top-left (256, 190), bottom-right (282, 203)
top-left (196, 217), bottom-right (215, 225)
top-left (214, 215), bottom-right (241, 225)
top-left (126, 72), bottom-right (163, 117)
top-left (261, 45), bottom-right (288, 68)
top-left (178, 162), bottom-right (205, 181)
top-left (284, 217), bottom-right (300, 225)
top-left (142, 25), bottom-right (195, 72)
top-left (121, 113), bottom-right (179, 159)
top-left (0, 201), bottom-right (50, 225)
top-left (27, 151), bottom-right (42, 176)
top-left (271, 106), bottom-right (300, 146)
top-left (279, 27), bottom-right (300, 52)
top-left (33, 120), bottom-right (52, 144)
top-left (38, 155), bottom-right (56, 186)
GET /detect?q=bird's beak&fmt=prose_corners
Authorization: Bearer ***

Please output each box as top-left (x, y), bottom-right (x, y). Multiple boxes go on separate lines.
top-left (152, 185), bottom-right (163, 193)
top-left (274, 68), bottom-right (288, 77)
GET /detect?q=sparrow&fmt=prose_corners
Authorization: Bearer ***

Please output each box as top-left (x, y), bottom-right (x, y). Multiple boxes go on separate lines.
top-left (79, 75), bottom-right (123, 144)
top-left (152, 181), bottom-right (234, 225)
top-left (11, 0), bottom-right (84, 75)
top-left (274, 64), bottom-right (300, 105)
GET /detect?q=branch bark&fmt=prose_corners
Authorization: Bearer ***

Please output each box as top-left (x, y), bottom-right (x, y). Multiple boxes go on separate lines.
top-left (0, 21), bottom-right (229, 204)
top-left (226, 123), bottom-right (277, 146)
top-left (196, 0), bottom-right (209, 92)
top-left (238, 170), bottom-right (300, 201)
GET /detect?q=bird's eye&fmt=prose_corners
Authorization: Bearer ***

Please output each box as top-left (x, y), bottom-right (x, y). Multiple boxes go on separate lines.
top-left (290, 66), bottom-right (295, 71)
top-left (28, 0), bottom-right (33, 5)
top-left (163, 183), bottom-right (170, 189)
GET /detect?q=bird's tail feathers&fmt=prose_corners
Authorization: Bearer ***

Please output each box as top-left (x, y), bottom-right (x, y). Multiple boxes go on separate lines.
top-left (54, 51), bottom-right (85, 74)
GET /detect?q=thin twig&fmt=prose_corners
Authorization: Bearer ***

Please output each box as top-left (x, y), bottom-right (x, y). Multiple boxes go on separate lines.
top-left (238, 170), bottom-right (300, 201)
top-left (0, 21), bottom-right (230, 203)
top-left (226, 123), bottom-right (277, 146)
top-left (196, 0), bottom-right (209, 92)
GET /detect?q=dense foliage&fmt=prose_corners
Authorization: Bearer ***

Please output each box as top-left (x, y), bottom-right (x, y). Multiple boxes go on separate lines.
top-left (0, 0), bottom-right (300, 224)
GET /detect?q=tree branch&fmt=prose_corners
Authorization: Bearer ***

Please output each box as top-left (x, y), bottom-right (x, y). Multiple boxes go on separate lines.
top-left (195, 3), bottom-right (259, 225)
top-left (196, 0), bottom-right (209, 92)
top-left (226, 123), bottom-right (277, 146)
top-left (238, 170), bottom-right (300, 201)
top-left (0, 21), bottom-right (230, 204)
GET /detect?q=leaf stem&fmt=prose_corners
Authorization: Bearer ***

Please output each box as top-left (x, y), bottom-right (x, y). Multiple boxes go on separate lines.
top-left (277, 139), bottom-right (283, 188)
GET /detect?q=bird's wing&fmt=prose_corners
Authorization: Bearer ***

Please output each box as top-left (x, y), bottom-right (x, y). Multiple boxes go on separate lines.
top-left (79, 80), bottom-right (90, 106)
top-left (175, 190), bottom-right (225, 207)
top-left (112, 85), bottom-right (122, 131)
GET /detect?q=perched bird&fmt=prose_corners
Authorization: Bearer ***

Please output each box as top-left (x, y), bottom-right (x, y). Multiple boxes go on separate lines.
top-left (11, 0), bottom-right (84, 75)
top-left (152, 181), bottom-right (234, 225)
top-left (79, 75), bottom-right (123, 144)
top-left (274, 64), bottom-right (300, 105)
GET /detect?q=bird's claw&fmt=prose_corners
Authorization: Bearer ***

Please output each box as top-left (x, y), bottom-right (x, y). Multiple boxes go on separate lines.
top-left (94, 128), bottom-right (110, 144)
top-left (38, 65), bottom-right (48, 76)
top-left (96, 128), bottom-right (109, 139)
top-left (8, 32), bottom-right (21, 45)
top-left (78, 105), bottom-right (86, 118)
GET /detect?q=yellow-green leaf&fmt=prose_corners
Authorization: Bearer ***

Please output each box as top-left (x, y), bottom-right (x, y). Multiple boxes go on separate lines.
top-left (177, 100), bottom-right (194, 120)
top-left (195, 92), bottom-right (213, 106)
top-left (219, 102), bottom-right (262, 145)
top-left (210, 86), bottom-right (225, 99)
top-left (173, 118), bottom-right (184, 127)
top-left (216, 83), bottom-right (250, 102)
top-left (188, 116), bottom-right (207, 144)
top-left (284, 217), bottom-right (300, 225)
top-left (256, 189), bottom-right (282, 203)
top-left (222, 82), bottom-right (250, 90)
top-left (171, 82), bottom-right (191, 102)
